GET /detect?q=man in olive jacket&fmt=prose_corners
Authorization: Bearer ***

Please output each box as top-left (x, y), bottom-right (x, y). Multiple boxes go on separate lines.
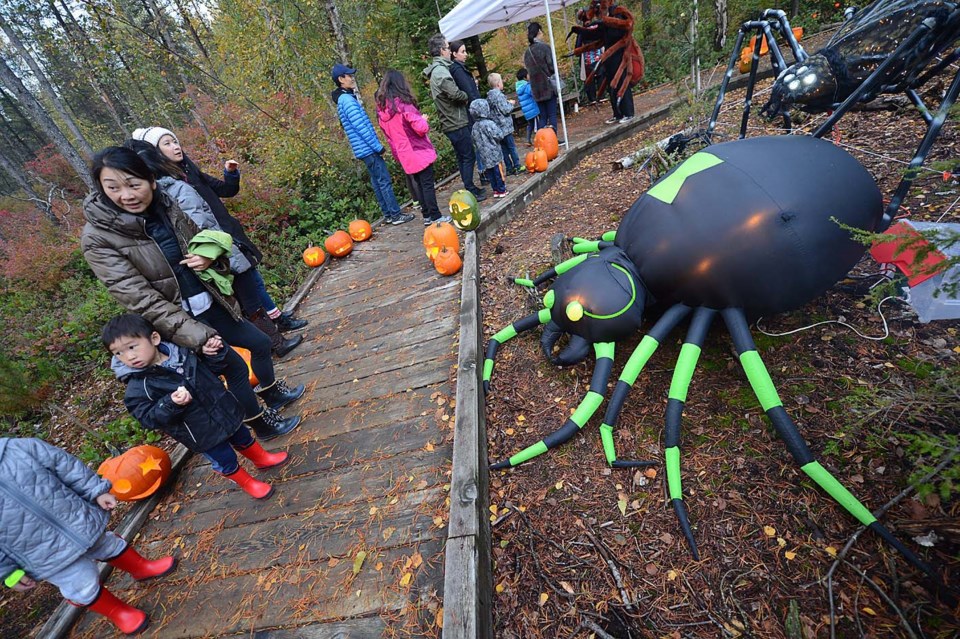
top-left (423, 33), bottom-right (486, 201)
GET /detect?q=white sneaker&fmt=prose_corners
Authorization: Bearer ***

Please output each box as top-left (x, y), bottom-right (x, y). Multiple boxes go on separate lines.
top-left (618, 116), bottom-right (635, 124)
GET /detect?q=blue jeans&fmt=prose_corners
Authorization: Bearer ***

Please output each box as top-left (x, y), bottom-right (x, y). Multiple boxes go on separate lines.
top-left (445, 126), bottom-right (480, 195)
top-left (203, 427), bottom-right (256, 474)
top-left (501, 134), bottom-right (520, 172)
top-left (250, 269), bottom-right (279, 314)
top-left (485, 166), bottom-right (505, 193)
top-left (536, 96), bottom-right (558, 131)
top-left (361, 153), bottom-right (401, 218)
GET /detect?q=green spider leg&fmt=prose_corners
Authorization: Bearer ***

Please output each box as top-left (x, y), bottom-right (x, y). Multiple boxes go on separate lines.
top-left (570, 230), bottom-right (617, 254)
top-left (721, 308), bottom-right (942, 584)
top-left (491, 341), bottom-right (616, 470)
top-left (662, 307), bottom-right (716, 561)
top-left (482, 308), bottom-right (552, 394)
top-left (513, 253), bottom-right (590, 289)
top-left (597, 303), bottom-right (693, 468)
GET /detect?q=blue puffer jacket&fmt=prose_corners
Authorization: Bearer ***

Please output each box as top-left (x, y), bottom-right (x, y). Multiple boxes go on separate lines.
top-left (515, 80), bottom-right (540, 121)
top-left (333, 87), bottom-right (384, 159)
top-left (0, 438), bottom-right (112, 582)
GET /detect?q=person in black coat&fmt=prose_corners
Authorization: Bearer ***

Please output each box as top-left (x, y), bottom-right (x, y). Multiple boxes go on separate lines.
top-left (448, 41), bottom-right (488, 181)
top-left (131, 127), bottom-right (308, 345)
top-left (103, 314), bottom-right (289, 500)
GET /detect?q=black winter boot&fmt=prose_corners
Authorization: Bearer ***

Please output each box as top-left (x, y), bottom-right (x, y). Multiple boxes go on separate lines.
top-left (277, 311), bottom-right (308, 332)
top-left (256, 379), bottom-right (305, 411)
top-left (244, 407), bottom-right (301, 440)
top-left (250, 308), bottom-right (303, 358)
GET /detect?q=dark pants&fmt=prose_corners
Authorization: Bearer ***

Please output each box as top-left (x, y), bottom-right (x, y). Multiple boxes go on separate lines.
top-left (536, 96), bottom-right (558, 131)
top-left (196, 303), bottom-right (274, 417)
top-left (445, 126), bottom-right (480, 195)
top-left (412, 164), bottom-right (441, 221)
top-left (501, 134), bottom-right (520, 172)
top-left (251, 269), bottom-right (280, 314)
top-left (203, 427), bottom-right (256, 474)
top-left (361, 153), bottom-right (401, 218)
top-left (485, 166), bottom-right (505, 193)
top-left (525, 119), bottom-right (537, 144)
top-left (233, 269), bottom-right (265, 317)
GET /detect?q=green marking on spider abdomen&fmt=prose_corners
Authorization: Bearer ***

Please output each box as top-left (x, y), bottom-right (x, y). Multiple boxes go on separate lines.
top-left (492, 325), bottom-right (518, 343)
top-left (482, 359), bottom-right (494, 381)
top-left (666, 446), bottom-right (682, 500)
top-left (555, 253), bottom-right (589, 274)
top-left (600, 423), bottom-right (615, 463)
top-left (647, 152), bottom-right (723, 204)
top-left (509, 441), bottom-right (549, 466)
top-left (739, 351), bottom-right (782, 411)
top-left (803, 461), bottom-right (877, 526)
top-left (620, 335), bottom-right (659, 384)
top-left (571, 391), bottom-right (604, 427)
top-left (668, 343), bottom-right (701, 402)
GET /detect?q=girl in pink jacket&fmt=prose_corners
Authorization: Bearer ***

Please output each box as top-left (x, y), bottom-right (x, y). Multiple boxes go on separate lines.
top-left (376, 70), bottom-right (448, 225)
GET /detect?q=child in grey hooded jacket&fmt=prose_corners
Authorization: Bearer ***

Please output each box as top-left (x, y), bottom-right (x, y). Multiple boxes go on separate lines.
top-left (0, 437), bottom-right (176, 634)
top-left (469, 99), bottom-right (508, 197)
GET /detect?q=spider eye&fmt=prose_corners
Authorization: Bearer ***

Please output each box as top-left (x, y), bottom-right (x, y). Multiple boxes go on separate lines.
top-left (543, 290), bottom-right (555, 309)
top-left (565, 300), bottom-right (584, 322)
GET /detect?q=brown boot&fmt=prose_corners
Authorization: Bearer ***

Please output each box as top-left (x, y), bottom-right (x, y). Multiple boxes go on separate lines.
top-left (250, 308), bottom-right (302, 357)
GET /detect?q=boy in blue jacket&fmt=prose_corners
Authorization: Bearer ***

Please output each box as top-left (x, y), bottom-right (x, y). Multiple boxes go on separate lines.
top-left (0, 437), bottom-right (176, 634)
top-left (515, 68), bottom-right (540, 145)
top-left (332, 63), bottom-right (414, 225)
top-left (104, 314), bottom-right (289, 501)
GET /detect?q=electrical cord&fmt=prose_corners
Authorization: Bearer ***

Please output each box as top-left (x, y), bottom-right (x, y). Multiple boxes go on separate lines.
top-left (755, 295), bottom-right (902, 341)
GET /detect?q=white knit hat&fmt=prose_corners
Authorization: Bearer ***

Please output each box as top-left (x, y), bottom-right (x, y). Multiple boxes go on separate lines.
top-left (132, 126), bottom-right (178, 148)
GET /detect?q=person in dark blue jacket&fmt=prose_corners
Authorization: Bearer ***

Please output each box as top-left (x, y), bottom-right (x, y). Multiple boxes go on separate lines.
top-left (332, 64), bottom-right (414, 225)
top-left (103, 314), bottom-right (290, 501)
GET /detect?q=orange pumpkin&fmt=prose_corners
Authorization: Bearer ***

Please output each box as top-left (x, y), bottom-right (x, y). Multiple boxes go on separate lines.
top-left (324, 230), bottom-right (354, 258)
top-left (434, 246), bottom-right (462, 276)
top-left (348, 219), bottom-right (373, 242)
top-left (534, 127), bottom-right (559, 160)
top-left (528, 148), bottom-right (548, 172)
top-left (423, 221), bottom-right (460, 262)
top-left (98, 445), bottom-right (172, 502)
top-left (232, 346), bottom-right (259, 387)
top-left (302, 246), bottom-right (325, 268)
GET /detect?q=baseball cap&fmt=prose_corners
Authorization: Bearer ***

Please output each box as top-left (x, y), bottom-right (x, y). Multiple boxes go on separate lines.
top-left (332, 63), bottom-right (357, 83)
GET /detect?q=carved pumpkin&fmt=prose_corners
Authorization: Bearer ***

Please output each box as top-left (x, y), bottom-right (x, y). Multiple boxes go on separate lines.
top-left (98, 445), bottom-right (172, 502)
top-left (348, 219), bottom-right (373, 242)
top-left (434, 246), bottom-right (462, 276)
top-left (325, 230), bottom-right (354, 258)
top-left (526, 148), bottom-right (548, 173)
top-left (423, 221), bottom-right (460, 262)
top-left (534, 127), bottom-right (559, 160)
top-left (232, 346), bottom-right (259, 387)
top-left (302, 246), bottom-right (325, 268)
top-left (448, 189), bottom-right (480, 231)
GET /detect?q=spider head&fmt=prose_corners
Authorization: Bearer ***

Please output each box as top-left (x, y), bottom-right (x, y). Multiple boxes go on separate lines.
top-left (545, 248), bottom-right (646, 344)
top-left (762, 53), bottom-right (839, 118)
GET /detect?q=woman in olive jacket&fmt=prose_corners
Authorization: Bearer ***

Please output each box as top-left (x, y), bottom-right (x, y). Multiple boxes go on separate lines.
top-left (81, 146), bottom-right (302, 440)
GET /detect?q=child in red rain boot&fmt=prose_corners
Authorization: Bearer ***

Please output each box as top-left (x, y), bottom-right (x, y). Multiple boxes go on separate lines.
top-left (103, 314), bottom-right (288, 499)
top-left (0, 437), bottom-right (176, 635)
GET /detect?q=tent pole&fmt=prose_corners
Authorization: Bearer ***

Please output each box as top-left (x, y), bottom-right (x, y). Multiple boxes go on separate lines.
top-left (544, 0), bottom-right (570, 148)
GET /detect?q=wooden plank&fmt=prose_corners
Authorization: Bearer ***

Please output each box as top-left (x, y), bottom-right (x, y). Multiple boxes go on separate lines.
top-left (442, 536), bottom-right (492, 639)
top-left (291, 361), bottom-right (453, 409)
top-left (302, 276), bottom-right (459, 318)
top-left (217, 617), bottom-right (388, 638)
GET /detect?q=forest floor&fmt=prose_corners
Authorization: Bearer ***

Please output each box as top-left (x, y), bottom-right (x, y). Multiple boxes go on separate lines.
top-left (479, 78), bottom-right (960, 638)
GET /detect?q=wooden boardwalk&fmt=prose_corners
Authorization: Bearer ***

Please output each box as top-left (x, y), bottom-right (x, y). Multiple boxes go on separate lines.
top-left (72, 220), bottom-right (459, 638)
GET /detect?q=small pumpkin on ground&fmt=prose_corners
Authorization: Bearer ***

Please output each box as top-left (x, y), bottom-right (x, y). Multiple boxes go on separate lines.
top-left (526, 148), bottom-right (548, 173)
top-left (97, 445), bottom-right (172, 501)
top-left (325, 230), bottom-right (354, 258)
top-left (423, 221), bottom-right (460, 261)
top-left (348, 219), bottom-right (373, 241)
top-left (449, 189), bottom-right (480, 231)
top-left (302, 246), bottom-right (325, 268)
top-left (534, 127), bottom-right (559, 160)
top-left (434, 246), bottom-right (462, 275)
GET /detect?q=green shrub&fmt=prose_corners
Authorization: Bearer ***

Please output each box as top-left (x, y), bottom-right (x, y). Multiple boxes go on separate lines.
top-left (75, 414), bottom-right (163, 467)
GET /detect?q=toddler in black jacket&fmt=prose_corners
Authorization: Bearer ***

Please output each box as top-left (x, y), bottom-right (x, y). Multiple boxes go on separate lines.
top-left (103, 314), bottom-right (288, 499)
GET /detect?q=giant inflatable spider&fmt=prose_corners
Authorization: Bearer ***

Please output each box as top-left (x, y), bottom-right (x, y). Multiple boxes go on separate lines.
top-left (568, 0), bottom-right (645, 103)
top-left (483, 135), bottom-right (947, 591)
top-left (705, 0), bottom-right (960, 226)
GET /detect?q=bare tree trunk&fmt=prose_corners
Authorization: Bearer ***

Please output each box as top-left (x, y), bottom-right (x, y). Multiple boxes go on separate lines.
top-left (791, 0), bottom-right (800, 18)
top-left (171, 0), bottom-right (210, 62)
top-left (0, 15), bottom-right (94, 158)
top-left (0, 57), bottom-right (93, 189)
top-left (0, 90), bottom-right (46, 148)
top-left (89, 2), bottom-right (153, 115)
top-left (325, 0), bottom-right (351, 64)
top-left (713, 0), bottom-right (728, 51)
top-left (467, 36), bottom-right (488, 87)
top-left (0, 144), bottom-right (56, 222)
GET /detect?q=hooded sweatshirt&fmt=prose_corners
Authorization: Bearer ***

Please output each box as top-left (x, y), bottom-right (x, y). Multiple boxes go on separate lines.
top-left (423, 57), bottom-right (470, 133)
top-left (469, 99), bottom-right (504, 169)
top-left (376, 98), bottom-right (437, 175)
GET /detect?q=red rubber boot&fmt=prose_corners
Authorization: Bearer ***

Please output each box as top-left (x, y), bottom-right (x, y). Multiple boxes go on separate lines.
top-left (237, 441), bottom-right (289, 469)
top-left (107, 546), bottom-right (177, 581)
top-left (222, 467), bottom-right (274, 499)
top-left (85, 587), bottom-right (149, 635)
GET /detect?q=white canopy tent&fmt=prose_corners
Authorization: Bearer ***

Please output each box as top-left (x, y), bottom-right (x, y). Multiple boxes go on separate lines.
top-left (439, 0), bottom-right (577, 148)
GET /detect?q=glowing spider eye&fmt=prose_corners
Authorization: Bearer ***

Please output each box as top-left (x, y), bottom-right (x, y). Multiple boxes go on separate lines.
top-left (543, 290), bottom-right (555, 309)
top-left (565, 300), bottom-right (584, 322)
